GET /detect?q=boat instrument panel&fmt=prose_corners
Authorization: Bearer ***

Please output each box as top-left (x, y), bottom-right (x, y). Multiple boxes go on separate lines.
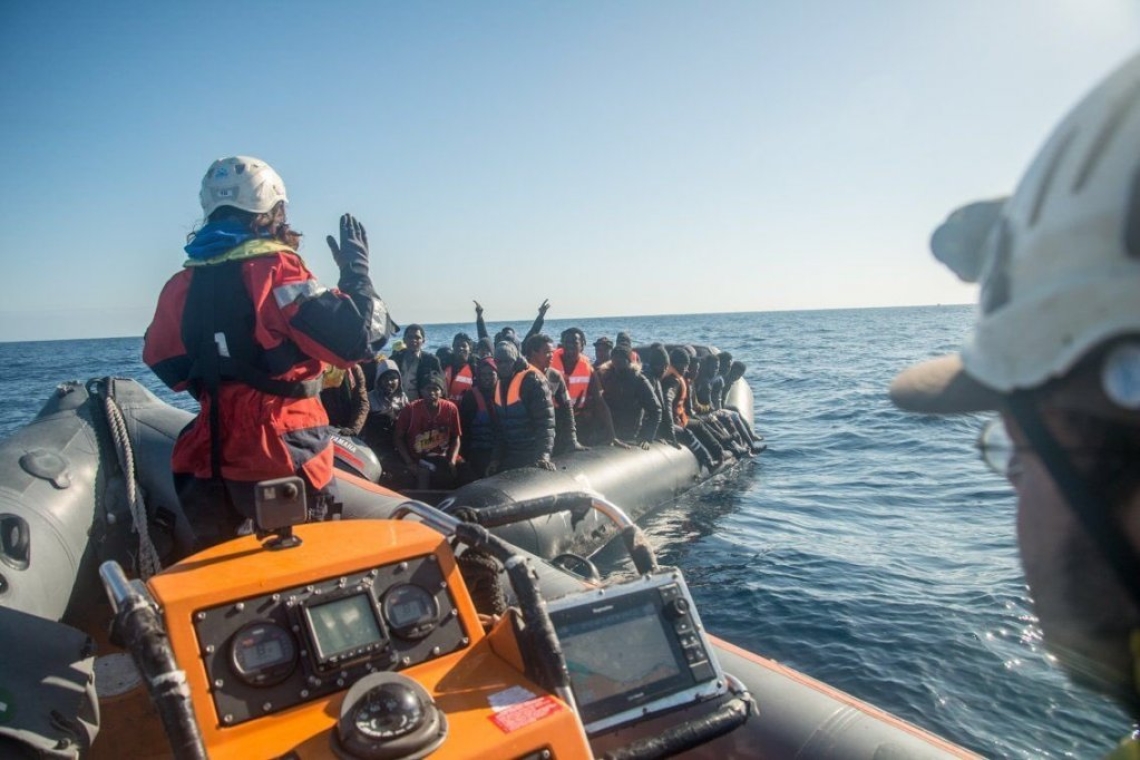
top-left (192, 551), bottom-right (462, 726)
top-left (136, 518), bottom-right (594, 760)
top-left (101, 489), bottom-right (749, 760)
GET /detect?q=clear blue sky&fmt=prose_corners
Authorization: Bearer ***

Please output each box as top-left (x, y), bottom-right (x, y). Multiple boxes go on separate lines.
top-left (0, 1), bottom-right (1136, 341)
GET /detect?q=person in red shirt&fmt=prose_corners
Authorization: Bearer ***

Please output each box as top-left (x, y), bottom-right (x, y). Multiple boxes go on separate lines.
top-left (395, 373), bottom-right (462, 488)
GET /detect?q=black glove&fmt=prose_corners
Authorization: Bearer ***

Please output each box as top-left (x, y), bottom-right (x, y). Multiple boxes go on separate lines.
top-left (327, 214), bottom-right (369, 280)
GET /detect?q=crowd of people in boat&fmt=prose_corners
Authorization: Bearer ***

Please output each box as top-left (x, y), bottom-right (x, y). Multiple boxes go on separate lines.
top-left (144, 156), bottom-right (761, 544)
top-left (319, 299), bottom-right (763, 491)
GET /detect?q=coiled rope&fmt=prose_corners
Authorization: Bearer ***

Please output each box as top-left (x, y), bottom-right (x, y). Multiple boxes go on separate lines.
top-left (97, 381), bottom-right (162, 579)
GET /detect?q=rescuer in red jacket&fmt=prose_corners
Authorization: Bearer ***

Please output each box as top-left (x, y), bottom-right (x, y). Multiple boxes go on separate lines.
top-left (143, 155), bottom-right (395, 546)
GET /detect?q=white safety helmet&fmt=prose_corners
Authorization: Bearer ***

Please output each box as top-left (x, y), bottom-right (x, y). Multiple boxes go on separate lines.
top-left (892, 52), bottom-right (1140, 413)
top-left (199, 155), bottom-right (288, 218)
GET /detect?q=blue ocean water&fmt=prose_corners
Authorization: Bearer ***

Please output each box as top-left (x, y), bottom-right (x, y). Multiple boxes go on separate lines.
top-left (0, 306), bottom-right (1127, 758)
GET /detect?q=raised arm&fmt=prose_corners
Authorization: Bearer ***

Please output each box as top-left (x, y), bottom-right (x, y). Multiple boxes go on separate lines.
top-left (523, 299), bottom-right (550, 344)
top-left (473, 300), bottom-right (488, 340)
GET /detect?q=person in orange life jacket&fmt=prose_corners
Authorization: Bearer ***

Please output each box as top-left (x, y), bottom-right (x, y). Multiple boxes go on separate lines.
top-left (439, 332), bottom-right (477, 403)
top-left (681, 346), bottom-right (706, 415)
top-left (594, 335), bottom-right (613, 366)
top-left (389, 324), bottom-right (442, 401)
top-left (473, 298), bottom-right (550, 352)
top-left (144, 156), bottom-right (395, 549)
top-left (661, 347), bottom-right (725, 471)
top-left (555, 327), bottom-right (618, 448)
top-left (598, 344), bottom-right (661, 450)
top-left (394, 372), bottom-right (461, 489)
top-left (525, 333), bottom-right (587, 456)
top-left (889, 52), bottom-right (1140, 757)
top-left (360, 359), bottom-right (409, 484)
top-left (489, 340), bottom-right (556, 472)
top-left (458, 357), bottom-right (500, 484)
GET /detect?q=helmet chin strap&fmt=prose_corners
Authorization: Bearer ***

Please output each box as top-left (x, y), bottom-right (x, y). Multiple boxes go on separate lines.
top-left (1008, 393), bottom-right (1140, 707)
top-left (1008, 392), bottom-right (1140, 608)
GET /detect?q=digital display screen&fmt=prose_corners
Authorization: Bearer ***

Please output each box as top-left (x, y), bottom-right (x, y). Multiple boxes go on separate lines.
top-left (228, 622), bottom-right (296, 686)
top-left (239, 638), bottom-right (284, 669)
top-left (390, 596), bottom-right (430, 626)
top-left (383, 585), bottom-right (436, 628)
top-left (558, 601), bottom-right (684, 710)
top-left (306, 594), bottom-right (384, 660)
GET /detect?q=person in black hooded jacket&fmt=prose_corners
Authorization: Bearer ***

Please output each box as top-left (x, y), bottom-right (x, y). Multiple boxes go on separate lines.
top-left (598, 344), bottom-right (660, 449)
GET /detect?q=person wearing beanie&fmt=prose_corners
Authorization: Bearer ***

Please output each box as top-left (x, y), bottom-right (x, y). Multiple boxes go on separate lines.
top-left (614, 331), bottom-right (640, 363)
top-left (692, 354), bottom-right (752, 458)
top-left (593, 335), bottom-right (613, 366)
top-left (598, 343), bottom-right (660, 449)
top-left (491, 340), bottom-right (556, 472)
top-left (394, 371), bottom-right (461, 488)
top-left (457, 357), bottom-right (500, 483)
top-left (664, 347), bottom-right (728, 469)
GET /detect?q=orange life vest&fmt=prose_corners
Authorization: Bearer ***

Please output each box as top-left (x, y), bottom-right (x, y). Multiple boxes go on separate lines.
top-left (552, 347), bottom-right (592, 411)
top-left (664, 366), bottom-right (689, 428)
top-left (445, 363), bottom-right (474, 402)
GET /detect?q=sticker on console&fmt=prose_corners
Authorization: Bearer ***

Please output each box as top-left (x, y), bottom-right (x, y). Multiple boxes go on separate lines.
top-left (488, 686), bottom-right (564, 733)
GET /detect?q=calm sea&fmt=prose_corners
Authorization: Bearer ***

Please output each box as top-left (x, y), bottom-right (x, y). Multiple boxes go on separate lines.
top-left (0, 306), bottom-right (1127, 758)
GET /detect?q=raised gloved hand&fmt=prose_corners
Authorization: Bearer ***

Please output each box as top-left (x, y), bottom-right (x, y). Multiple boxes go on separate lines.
top-left (537, 298), bottom-right (550, 316)
top-left (473, 300), bottom-right (484, 316)
top-left (326, 214), bottom-right (369, 278)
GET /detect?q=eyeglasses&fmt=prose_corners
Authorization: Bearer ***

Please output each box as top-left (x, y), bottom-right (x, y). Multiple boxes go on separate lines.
top-left (976, 415), bottom-right (1134, 478)
top-left (976, 417), bottom-right (1020, 477)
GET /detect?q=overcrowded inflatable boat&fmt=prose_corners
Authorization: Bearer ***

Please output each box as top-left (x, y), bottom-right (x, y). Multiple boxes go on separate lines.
top-left (0, 377), bottom-right (980, 758)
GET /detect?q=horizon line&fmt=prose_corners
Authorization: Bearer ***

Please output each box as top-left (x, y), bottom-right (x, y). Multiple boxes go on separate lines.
top-left (0, 302), bottom-right (973, 345)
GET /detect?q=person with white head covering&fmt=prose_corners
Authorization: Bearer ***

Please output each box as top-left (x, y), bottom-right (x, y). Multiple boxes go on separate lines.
top-left (144, 156), bottom-right (396, 548)
top-left (890, 54), bottom-right (1140, 753)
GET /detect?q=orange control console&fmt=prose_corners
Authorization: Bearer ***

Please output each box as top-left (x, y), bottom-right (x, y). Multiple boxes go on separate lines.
top-left (146, 519), bottom-right (592, 760)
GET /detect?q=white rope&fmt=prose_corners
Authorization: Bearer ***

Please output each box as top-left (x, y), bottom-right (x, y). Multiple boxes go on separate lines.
top-left (102, 390), bottom-right (162, 580)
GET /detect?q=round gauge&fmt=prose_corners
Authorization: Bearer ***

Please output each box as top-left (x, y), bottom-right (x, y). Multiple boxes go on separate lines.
top-left (381, 584), bottom-right (440, 640)
top-left (229, 621), bottom-right (297, 687)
